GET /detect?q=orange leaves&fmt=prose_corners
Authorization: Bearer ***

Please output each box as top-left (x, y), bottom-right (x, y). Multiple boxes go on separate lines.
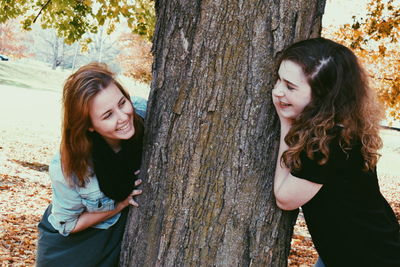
top-left (0, 19), bottom-right (32, 59)
top-left (117, 33), bottom-right (153, 84)
top-left (378, 44), bottom-right (387, 55)
top-left (323, 0), bottom-right (400, 122)
top-left (289, 232), bottom-right (318, 266)
top-left (0, 172), bottom-right (51, 266)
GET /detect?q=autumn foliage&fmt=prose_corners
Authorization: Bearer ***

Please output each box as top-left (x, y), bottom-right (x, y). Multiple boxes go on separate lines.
top-left (323, 0), bottom-right (400, 122)
top-left (0, 20), bottom-right (31, 58)
top-left (117, 33), bottom-right (153, 84)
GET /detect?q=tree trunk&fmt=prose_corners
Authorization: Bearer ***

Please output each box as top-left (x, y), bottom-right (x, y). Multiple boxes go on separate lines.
top-left (97, 26), bottom-right (104, 63)
top-left (72, 42), bottom-right (79, 71)
top-left (51, 33), bottom-right (59, 70)
top-left (60, 40), bottom-right (65, 70)
top-left (121, 0), bottom-right (326, 266)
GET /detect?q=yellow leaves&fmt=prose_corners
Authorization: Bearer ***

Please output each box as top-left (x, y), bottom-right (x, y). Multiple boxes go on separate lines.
top-left (98, 16), bottom-right (105, 26)
top-left (79, 38), bottom-right (92, 53)
top-left (106, 22), bottom-right (116, 35)
top-left (83, 0), bottom-right (92, 7)
top-left (1, 0), bottom-right (155, 44)
top-left (0, 0), bottom-right (30, 23)
top-left (21, 15), bottom-right (35, 31)
top-left (121, 4), bottom-right (130, 17)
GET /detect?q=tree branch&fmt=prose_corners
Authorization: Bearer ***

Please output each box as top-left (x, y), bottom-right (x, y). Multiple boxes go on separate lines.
top-left (370, 75), bottom-right (397, 81)
top-left (33, 0), bottom-right (53, 23)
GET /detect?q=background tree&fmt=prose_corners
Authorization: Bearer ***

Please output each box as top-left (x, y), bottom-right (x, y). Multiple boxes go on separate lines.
top-left (0, 19), bottom-right (30, 58)
top-left (117, 33), bottom-right (152, 83)
top-left (84, 25), bottom-right (121, 68)
top-left (324, 0), bottom-right (400, 121)
top-left (0, 0), bottom-right (155, 76)
top-left (120, 0), bottom-right (327, 266)
top-left (27, 24), bottom-right (121, 70)
top-left (29, 28), bottom-right (71, 69)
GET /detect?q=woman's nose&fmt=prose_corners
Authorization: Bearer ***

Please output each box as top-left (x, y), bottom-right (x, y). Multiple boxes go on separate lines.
top-left (272, 85), bottom-right (284, 96)
top-left (116, 109), bottom-right (129, 122)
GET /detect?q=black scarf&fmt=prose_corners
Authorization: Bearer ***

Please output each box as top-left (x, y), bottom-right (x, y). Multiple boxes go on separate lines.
top-left (91, 114), bottom-right (144, 202)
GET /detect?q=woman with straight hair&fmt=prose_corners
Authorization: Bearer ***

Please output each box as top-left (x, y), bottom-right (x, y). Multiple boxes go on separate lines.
top-left (36, 62), bottom-right (146, 267)
top-left (273, 38), bottom-right (400, 266)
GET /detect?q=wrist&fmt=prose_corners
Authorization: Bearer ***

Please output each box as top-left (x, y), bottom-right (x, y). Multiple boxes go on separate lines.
top-left (115, 201), bottom-right (126, 212)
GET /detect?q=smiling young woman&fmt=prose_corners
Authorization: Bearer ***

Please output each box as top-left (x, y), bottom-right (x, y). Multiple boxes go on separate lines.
top-left (88, 82), bottom-right (136, 152)
top-left (272, 60), bottom-right (312, 122)
top-left (272, 38), bottom-right (400, 267)
top-left (36, 63), bottom-right (147, 267)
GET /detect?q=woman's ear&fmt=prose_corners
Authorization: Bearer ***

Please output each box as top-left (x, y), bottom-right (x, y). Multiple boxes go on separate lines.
top-left (88, 127), bottom-right (94, 132)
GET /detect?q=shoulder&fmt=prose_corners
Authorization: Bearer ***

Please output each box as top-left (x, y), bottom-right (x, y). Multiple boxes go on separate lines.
top-left (49, 153), bottom-right (81, 187)
top-left (132, 96), bottom-right (147, 119)
top-left (49, 153), bottom-right (64, 182)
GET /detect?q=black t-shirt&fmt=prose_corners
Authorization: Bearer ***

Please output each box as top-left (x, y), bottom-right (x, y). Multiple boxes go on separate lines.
top-left (291, 138), bottom-right (400, 267)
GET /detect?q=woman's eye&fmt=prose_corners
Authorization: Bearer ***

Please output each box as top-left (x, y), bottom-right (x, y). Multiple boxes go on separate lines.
top-left (103, 112), bottom-right (112, 120)
top-left (119, 99), bottom-right (126, 107)
top-left (287, 85), bottom-right (295, 91)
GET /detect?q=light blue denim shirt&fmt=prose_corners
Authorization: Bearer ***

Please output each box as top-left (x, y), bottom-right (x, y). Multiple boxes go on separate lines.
top-left (48, 154), bottom-right (120, 236)
top-left (48, 97), bottom-right (147, 236)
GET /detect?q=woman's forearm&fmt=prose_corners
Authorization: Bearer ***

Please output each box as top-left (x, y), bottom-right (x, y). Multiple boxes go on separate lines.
top-left (71, 180), bottom-right (142, 233)
top-left (273, 122), bottom-right (291, 196)
top-left (71, 204), bottom-right (124, 233)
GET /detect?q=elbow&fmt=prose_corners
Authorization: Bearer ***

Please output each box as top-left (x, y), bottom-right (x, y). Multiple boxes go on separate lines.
top-left (274, 192), bottom-right (299, 211)
top-left (275, 199), bottom-right (297, 211)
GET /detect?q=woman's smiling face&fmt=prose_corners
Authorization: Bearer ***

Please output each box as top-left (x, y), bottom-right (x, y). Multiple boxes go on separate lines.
top-left (88, 82), bottom-right (135, 151)
top-left (272, 60), bottom-right (312, 121)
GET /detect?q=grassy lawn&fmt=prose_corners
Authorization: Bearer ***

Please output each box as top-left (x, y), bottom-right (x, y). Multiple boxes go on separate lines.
top-left (0, 60), bottom-right (69, 92)
top-left (0, 59), bottom-right (150, 98)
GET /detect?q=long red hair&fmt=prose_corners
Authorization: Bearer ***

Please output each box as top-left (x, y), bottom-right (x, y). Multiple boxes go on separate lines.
top-left (60, 62), bottom-right (143, 186)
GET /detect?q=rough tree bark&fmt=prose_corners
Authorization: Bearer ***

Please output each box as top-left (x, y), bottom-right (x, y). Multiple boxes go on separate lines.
top-left (121, 0), bottom-right (326, 266)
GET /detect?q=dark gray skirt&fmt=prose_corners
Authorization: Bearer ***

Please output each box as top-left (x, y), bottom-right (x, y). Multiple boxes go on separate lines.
top-left (36, 205), bottom-right (128, 267)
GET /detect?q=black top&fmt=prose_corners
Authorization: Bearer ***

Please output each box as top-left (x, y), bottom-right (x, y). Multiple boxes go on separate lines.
top-left (291, 137), bottom-right (400, 267)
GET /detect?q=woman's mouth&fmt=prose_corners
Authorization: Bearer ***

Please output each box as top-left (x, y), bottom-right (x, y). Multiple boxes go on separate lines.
top-left (279, 101), bottom-right (291, 108)
top-left (116, 122), bottom-right (131, 133)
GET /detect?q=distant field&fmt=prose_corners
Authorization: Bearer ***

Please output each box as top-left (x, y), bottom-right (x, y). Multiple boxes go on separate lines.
top-left (0, 59), bottom-right (150, 98)
top-left (0, 60), bottom-right (69, 92)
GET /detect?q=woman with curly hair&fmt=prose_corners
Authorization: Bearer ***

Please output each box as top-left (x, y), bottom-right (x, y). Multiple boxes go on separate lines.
top-left (273, 38), bottom-right (400, 267)
top-left (36, 63), bottom-right (147, 266)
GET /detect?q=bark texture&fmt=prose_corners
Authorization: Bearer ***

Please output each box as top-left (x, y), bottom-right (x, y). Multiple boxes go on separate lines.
top-left (121, 0), bottom-right (326, 266)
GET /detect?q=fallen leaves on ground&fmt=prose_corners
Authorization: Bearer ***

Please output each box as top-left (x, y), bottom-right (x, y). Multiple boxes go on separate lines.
top-left (0, 128), bottom-right (399, 266)
top-left (0, 173), bottom-right (51, 266)
top-left (288, 175), bottom-right (400, 267)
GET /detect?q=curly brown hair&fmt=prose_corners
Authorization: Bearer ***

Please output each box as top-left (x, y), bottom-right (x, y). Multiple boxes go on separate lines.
top-left (280, 38), bottom-right (383, 171)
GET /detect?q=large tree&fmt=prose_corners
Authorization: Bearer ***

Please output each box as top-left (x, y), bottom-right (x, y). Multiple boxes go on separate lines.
top-left (121, 0), bottom-right (326, 266)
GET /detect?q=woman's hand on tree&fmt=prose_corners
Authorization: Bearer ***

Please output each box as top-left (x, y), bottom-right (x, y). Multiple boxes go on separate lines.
top-left (117, 179), bottom-right (143, 210)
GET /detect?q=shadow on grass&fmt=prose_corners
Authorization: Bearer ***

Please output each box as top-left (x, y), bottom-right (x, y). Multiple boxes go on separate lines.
top-left (10, 159), bottom-right (49, 172)
top-left (0, 78), bottom-right (33, 89)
